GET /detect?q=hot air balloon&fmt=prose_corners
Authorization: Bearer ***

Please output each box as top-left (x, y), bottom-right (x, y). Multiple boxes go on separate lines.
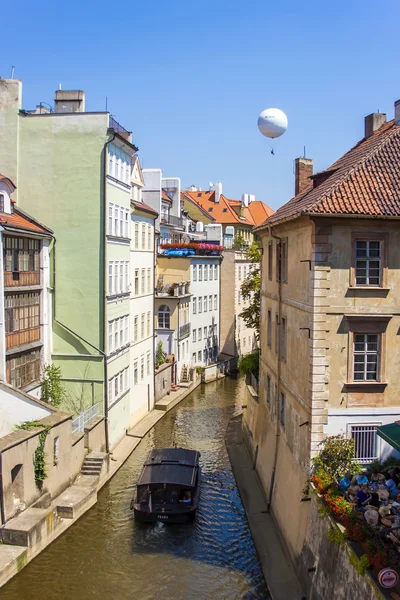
top-left (257, 108), bottom-right (288, 139)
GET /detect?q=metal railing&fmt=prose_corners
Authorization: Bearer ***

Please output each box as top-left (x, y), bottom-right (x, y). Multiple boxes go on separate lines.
top-left (246, 371), bottom-right (259, 395)
top-left (109, 116), bottom-right (131, 138)
top-left (179, 322), bottom-right (191, 339)
top-left (72, 402), bottom-right (101, 434)
top-left (160, 214), bottom-right (184, 228)
top-left (350, 425), bottom-right (378, 463)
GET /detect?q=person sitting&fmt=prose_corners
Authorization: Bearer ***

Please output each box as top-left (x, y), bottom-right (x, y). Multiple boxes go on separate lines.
top-left (370, 470), bottom-right (385, 485)
top-left (339, 472), bottom-right (352, 494)
top-left (180, 491), bottom-right (191, 504)
top-left (352, 471), bottom-right (369, 487)
top-left (385, 473), bottom-right (398, 499)
top-left (357, 484), bottom-right (372, 510)
top-left (391, 493), bottom-right (400, 513)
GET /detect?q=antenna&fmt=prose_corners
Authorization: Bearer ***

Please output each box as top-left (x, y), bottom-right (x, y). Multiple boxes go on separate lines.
top-left (105, 97), bottom-right (108, 112)
top-left (303, 145), bottom-right (306, 158)
top-left (10, 66), bottom-right (15, 79)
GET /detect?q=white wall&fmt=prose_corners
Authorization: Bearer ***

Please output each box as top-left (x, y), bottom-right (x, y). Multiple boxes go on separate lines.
top-left (190, 258), bottom-right (220, 366)
top-left (235, 254), bottom-right (257, 355)
top-left (0, 383), bottom-right (52, 437)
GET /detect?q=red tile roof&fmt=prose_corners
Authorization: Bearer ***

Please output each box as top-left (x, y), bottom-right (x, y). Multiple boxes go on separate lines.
top-left (131, 200), bottom-right (158, 217)
top-left (261, 120), bottom-right (400, 228)
top-left (0, 207), bottom-right (52, 234)
top-left (181, 190), bottom-right (273, 227)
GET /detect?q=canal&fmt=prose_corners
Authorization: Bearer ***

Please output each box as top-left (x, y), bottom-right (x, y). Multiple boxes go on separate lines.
top-left (2, 377), bottom-right (270, 600)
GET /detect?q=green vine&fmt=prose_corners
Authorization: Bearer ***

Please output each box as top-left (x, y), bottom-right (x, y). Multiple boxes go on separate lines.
top-left (328, 525), bottom-right (347, 546)
top-left (349, 552), bottom-right (370, 577)
top-left (40, 364), bottom-right (67, 408)
top-left (16, 421), bottom-right (51, 487)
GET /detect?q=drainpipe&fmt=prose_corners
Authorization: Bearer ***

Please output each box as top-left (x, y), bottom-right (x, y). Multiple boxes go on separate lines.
top-left (267, 226), bottom-right (282, 513)
top-left (0, 452), bottom-right (5, 525)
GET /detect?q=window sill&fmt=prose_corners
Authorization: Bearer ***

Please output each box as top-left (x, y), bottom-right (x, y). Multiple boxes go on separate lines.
top-left (343, 381), bottom-right (387, 392)
top-left (107, 292), bottom-right (130, 301)
top-left (346, 286), bottom-right (390, 297)
top-left (107, 235), bottom-right (130, 243)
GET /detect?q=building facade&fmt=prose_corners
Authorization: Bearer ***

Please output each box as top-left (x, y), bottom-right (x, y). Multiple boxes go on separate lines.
top-left (142, 169), bottom-right (184, 246)
top-left (245, 103), bottom-right (400, 567)
top-left (190, 257), bottom-right (220, 366)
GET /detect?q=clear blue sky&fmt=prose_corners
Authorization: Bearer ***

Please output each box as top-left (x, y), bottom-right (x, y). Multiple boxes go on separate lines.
top-left (1, 0), bottom-right (399, 210)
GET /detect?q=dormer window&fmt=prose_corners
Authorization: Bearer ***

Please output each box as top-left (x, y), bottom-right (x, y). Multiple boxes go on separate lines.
top-left (0, 195), bottom-right (4, 212)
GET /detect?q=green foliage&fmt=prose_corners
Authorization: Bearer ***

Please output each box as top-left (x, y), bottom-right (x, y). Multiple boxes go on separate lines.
top-left (195, 366), bottom-right (203, 374)
top-left (238, 349), bottom-right (260, 377)
top-left (16, 421), bottom-right (51, 487)
top-left (232, 233), bottom-right (248, 251)
top-left (239, 243), bottom-right (262, 338)
top-left (349, 552), bottom-right (370, 577)
top-left (155, 341), bottom-right (165, 369)
top-left (327, 525), bottom-right (347, 546)
top-left (313, 434), bottom-right (359, 481)
top-left (40, 364), bottom-right (67, 408)
top-left (367, 456), bottom-right (398, 474)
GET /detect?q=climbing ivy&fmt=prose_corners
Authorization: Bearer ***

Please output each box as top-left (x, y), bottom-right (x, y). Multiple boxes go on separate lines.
top-left (16, 421), bottom-right (52, 488)
top-left (40, 364), bottom-right (67, 408)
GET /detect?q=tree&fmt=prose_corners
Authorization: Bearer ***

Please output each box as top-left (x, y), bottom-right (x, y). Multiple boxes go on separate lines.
top-left (238, 349), bottom-right (259, 377)
top-left (40, 364), bottom-right (67, 408)
top-left (312, 434), bottom-right (360, 480)
top-left (239, 242), bottom-right (261, 338)
top-left (232, 233), bottom-right (248, 251)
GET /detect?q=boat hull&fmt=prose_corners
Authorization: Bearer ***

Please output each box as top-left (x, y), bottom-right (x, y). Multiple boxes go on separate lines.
top-left (133, 506), bottom-right (197, 524)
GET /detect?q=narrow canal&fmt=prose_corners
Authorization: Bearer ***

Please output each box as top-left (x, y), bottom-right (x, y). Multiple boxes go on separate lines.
top-left (2, 377), bottom-right (270, 600)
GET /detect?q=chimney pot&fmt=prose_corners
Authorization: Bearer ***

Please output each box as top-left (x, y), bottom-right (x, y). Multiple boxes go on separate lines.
top-left (295, 158), bottom-right (313, 196)
top-left (364, 112), bottom-right (386, 138)
top-left (395, 100), bottom-right (400, 125)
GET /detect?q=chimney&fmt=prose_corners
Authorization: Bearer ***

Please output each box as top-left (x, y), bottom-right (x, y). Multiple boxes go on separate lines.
top-left (54, 90), bottom-right (85, 113)
top-left (295, 158), bottom-right (313, 196)
top-left (395, 100), bottom-right (400, 125)
top-left (215, 182), bottom-right (222, 204)
top-left (364, 112), bottom-right (386, 138)
top-left (241, 193), bottom-right (249, 208)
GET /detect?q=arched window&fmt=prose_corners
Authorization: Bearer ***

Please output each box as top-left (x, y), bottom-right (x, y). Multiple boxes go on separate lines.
top-left (158, 305), bottom-right (170, 329)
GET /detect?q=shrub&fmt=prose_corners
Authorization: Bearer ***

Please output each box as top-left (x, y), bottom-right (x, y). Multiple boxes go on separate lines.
top-left (313, 434), bottom-right (359, 481)
top-left (40, 364), bottom-right (67, 408)
top-left (238, 350), bottom-right (260, 377)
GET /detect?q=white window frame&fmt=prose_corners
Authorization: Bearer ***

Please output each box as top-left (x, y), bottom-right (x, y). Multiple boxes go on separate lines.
top-left (353, 333), bottom-right (380, 382)
top-left (193, 297), bottom-right (197, 315)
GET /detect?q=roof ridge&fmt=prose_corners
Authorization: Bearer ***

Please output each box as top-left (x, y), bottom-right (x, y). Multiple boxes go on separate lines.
top-left (306, 124), bottom-right (400, 214)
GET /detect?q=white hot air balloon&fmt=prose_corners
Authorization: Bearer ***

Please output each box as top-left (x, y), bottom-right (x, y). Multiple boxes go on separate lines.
top-left (257, 108), bottom-right (288, 139)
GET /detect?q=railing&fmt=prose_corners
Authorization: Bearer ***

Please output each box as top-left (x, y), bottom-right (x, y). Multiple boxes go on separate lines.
top-left (160, 214), bottom-right (184, 228)
top-left (109, 116), bottom-right (131, 139)
top-left (72, 402), bottom-right (101, 434)
top-left (223, 236), bottom-right (233, 249)
top-left (6, 326), bottom-right (40, 350)
top-left (246, 371), bottom-right (259, 395)
top-left (179, 322), bottom-right (191, 339)
top-left (4, 271), bottom-right (40, 287)
top-left (350, 424), bottom-right (378, 464)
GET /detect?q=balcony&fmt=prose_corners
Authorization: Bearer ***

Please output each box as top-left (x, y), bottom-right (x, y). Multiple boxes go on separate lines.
top-left (159, 242), bottom-right (223, 257)
top-left (109, 116), bottom-right (132, 141)
top-left (179, 322), bottom-right (191, 339)
top-left (6, 327), bottom-right (40, 350)
top-left (4, 271), bottom-right (40, 287)
top-left (160, 214), bottom-right (184, 228)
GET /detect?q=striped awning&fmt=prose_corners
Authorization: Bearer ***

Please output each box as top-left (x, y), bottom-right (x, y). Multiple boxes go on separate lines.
top-left (377, 422), bottom-right (400, 453)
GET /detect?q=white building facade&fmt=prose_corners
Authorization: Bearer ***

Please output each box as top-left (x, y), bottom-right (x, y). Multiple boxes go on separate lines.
top-left (235, 254), bottom-right (258, 356)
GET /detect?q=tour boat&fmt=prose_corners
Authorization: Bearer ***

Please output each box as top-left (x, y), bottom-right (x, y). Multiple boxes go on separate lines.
top-left (131, 448), bottom-right (201, 523)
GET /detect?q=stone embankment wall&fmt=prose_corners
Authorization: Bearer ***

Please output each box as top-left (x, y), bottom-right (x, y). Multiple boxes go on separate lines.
top-left (154, 363), bottom-right (173, 402)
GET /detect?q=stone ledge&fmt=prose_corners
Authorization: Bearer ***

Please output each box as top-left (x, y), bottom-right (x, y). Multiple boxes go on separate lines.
top-left (56, 485), bottom-right (97, 519)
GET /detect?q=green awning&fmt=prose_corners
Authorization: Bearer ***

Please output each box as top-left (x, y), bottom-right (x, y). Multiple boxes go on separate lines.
top-left (377, 422), bottom-right (400, 453)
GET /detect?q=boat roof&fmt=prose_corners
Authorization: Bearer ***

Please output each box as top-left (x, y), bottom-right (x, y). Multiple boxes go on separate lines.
top-left (137, 448), bottom-right (200, 488)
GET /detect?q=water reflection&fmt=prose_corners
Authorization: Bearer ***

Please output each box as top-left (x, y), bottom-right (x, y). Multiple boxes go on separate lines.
top-left (1, 377), bottom-right (270, 600)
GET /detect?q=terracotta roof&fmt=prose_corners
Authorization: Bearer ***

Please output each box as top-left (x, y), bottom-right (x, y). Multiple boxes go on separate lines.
top-left (262, 119), bottom-right (400, 228)
top-left (0, 207), bottom-right (52, 235)
top-left (131, 200), bottom-right (158, 217)
top-left (181, 190), bottom-right (273, 227)
top-left (247, 200), bottom-right (275, 225)
top-left (162, 191), bottom-right (172, 203)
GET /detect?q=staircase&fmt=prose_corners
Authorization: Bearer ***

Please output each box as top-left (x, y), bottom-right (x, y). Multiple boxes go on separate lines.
top-left (180, 364), bottom-right (190, 384)
top-left (81, 452), bottom-right (106, 478)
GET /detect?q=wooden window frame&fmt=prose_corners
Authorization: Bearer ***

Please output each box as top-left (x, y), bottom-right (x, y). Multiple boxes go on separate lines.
top-left (268, 241), bottom-right (273, 281)
top-left (350, 232), bottom-right (388, 289)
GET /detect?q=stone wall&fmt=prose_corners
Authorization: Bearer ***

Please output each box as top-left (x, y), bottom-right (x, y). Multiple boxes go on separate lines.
top-left (155, 363), bottom-right (173, 401)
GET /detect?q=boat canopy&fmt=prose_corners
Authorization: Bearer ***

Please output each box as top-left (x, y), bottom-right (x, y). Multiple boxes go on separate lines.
top-left (137, 448), bottom-right (200, 488)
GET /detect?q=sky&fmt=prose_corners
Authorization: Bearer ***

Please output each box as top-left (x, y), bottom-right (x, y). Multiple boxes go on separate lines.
top-left (1, 0), bottom-right (399, 210)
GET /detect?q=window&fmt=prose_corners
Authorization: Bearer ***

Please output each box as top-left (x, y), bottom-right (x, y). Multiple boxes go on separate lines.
top-left (267, 310), bottom-right (272, 348)
top-left (281, 239), bottom-right (288, 283)
top-left (276, 242), bottom-right (282, 282)
top-left (134, 223), bottom-right (139, 249)
top-left (198, 297), bottom-right (202, 314)
top-left (141, 313), bottom-right (145, 339)
top-left (109, 322), bottom-right (113, 352)
top-left (113, 263), bottom-right (119, 294)
top-left (204, 265), bottom-right (208, 281)
top-left (147, 269), bottom-right (151, 294)
top-left (275, 314), bottom-right (279, 354)
top-left (193, 265), bottom-right (197, 281)
top-left (244, 265), bottom-right (247, 279)
top-left (238, 317), bottom-right (241, 331)
top-left (203, 349), bottom-right (207, 362)
top-left (4, 237), bottom-right (40, 273)
top-left (114, 320), bottom-right (118, 348)
top-left (134, 269), bottom-right (139, 295)
top-left (53, 436), bottom-right (60, 466)
top-left (238, 290), bottom-right (241, 305)
top-left (109, 263), bottom-right (113, 294)
top-left (204, 297), bottom-right (207, 312)
top-left (158, 305), bottom-right (170, 328)
top-left (243, 337), bottom-right (246, 348)
top-left (119, 208), bottom-right (124, 238)
top-left (134, 316), bottom-right (138, 342)
top-left (125, 316), bottom-right (129, 345)
top-left (214, 265), bottom-right (217, 280)
top-left (198, 351), bottom-right (202, 361)
top-left (5, 292), bottom-right (40, 337)
top-left (125, 262), bottom-right (129, 292)
top-left (147, 224), bottom-right (152, 250)
top-left (238, 266), bottom-right (242, 281)
top-left (120, 263), bottom-right (124, 293)
top-left (199, 265), bottom-right (203, 281)
top-left (266, 375), bottom-right (271, 405)
top-left (147, 312), bottom-right (151, 337)
top-left (109, 203), bottom-right (114, 234)
top-left (350, 424), bottom-right (379, 463)
top-left (193, 297), bottom-right (197, 315)
top-left (119, 319), bottom-right (123, 348)
top-left (6, 349), bottom-right (40, 388)
top-left (353, 334), bottom-right (380, 381)
top-left (214, 295), bottom-right (217, 310)
top-left (193, 329), bottom-right (197, 342)
top-left (140, 356), bottom-right (145, 380)
top-left (204, 326), bottom-right (207, 338)
top-left (146, 351), bottom-right (151, 376)
top-left (355, 240), bottom-right (381, 286)
top-left (209, 295), bottom-right (212, 311)
top-left (280, 392), bottom-right (286, 427)
top-left (281, 317), bottom-right (287, 360)
top-left (141, 224), bottom-right (146, 249)
top-left (134, 360), bottom-right (138, 385)
top-left (268, 241), bottom-right (273, 280)
top-left (141, 269), bottom-right (145, 295)
top-left (192, 353), bottom-right (196, 363)
top-left (125, 210), bottom-right (129, 238)
top-left (198, 328), bottom-right (202, 341)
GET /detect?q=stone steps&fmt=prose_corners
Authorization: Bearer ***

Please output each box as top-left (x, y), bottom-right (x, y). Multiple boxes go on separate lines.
top-left (80, 452), bottom-right (107, 479)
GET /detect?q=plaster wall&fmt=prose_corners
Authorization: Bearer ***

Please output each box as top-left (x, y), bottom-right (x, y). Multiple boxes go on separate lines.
top-left (0, 385), bottom-right (52, 437)
top-left (190, 258), bottom-right (220, 366)
top-left (220, 250), bottom-right (236, 357)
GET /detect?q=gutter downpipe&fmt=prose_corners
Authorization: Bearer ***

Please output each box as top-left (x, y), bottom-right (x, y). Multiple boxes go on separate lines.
top-left (51, 237), bottom-right (110, 451)
top-left (0, 452), bottom-right (5, 525)
top-left (267, 225), bottom-right (282, 513)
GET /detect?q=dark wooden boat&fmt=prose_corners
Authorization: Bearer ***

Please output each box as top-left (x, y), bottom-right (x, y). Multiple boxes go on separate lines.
top-left (131, 448), bottom-right (201, 523)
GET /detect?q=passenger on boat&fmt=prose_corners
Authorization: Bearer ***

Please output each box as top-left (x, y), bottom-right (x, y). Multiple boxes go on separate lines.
top-left (180, 490), bottom-right (192, 503)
